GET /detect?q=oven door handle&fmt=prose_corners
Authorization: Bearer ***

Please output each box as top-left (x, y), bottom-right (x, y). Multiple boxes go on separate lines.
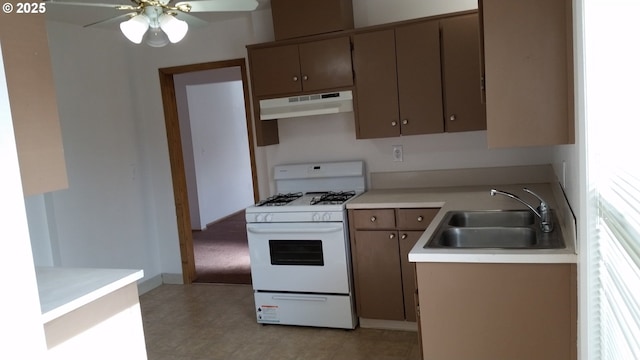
top-left (247, 225), bottom-right (343, 234)
top-left (271, 295), bottom-right (328, 302)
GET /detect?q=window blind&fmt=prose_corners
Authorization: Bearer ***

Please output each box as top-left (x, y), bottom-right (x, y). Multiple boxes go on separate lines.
top-left (585, 1), bottom-right (640, 359)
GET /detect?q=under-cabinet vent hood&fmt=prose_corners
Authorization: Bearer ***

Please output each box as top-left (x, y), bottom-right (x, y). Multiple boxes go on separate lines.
top-left (259, 90), bottom-right (353, 120)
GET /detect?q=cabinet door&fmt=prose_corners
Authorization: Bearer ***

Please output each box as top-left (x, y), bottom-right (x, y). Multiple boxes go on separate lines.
top-left (352, 30), bottom-right (401, 139)
top-left (398, 231), bottom-right (423, 322)
top-left (298, 36), bottom-right (353, 92)
top-left (441, 14), bottom-right (486, 132)
top-left (482, 0), bottom-right (573, 147)
top-left (249, 44), bottom-right (302, 97)
top-left (396, 20), bottom-right (444, 135)
top-left (353, 230), bottom-right (405, 320)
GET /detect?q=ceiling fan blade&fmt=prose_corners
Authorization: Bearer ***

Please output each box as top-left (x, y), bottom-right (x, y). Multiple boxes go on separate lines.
top-left (44, 0), bottom-right (135, 10)
top-left (176, 0), bottom-right (258, 12)
top-left (173, 12), bottom-right (209, 27)
top-left (83, 12), bottom-right (136, 28)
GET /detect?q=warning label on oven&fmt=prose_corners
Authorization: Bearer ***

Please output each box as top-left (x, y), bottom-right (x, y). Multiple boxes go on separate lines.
top-left (257, 305), bottom-right (279, 322)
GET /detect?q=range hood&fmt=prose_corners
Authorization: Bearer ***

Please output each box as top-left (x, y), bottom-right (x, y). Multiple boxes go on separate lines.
top-left (259, 90), bottom-right (353, 120)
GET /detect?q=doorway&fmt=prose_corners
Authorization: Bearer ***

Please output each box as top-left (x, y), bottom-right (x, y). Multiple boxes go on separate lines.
top-left (158, 59), bottom-right (259, 284)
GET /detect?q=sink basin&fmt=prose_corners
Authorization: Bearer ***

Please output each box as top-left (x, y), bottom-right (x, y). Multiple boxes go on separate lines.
top-left (447, 210), bottom-right (534, 227)
top-left (436, 227), bottom-right (537, 248)
top-left (425, 210), bottom-right (565, 250)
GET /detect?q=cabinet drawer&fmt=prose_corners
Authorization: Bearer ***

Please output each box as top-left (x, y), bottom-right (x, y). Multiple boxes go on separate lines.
top-left (352, 209), bottom-right (396, 229)
top-left (397, 208), bottom-right (439, 230)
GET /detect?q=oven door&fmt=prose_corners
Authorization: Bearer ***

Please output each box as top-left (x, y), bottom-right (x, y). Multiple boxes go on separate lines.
top-left (247, 222), bottom-right (350, 294)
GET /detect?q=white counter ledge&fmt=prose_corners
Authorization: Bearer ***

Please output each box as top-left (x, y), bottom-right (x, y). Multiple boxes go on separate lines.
top-left (347, 183), bottom-right (577, 264)
top-left (36, 267), bottom-right (143, 324)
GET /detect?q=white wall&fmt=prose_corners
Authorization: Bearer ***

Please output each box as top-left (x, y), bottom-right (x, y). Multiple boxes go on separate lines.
top-left (352, 0), bottom-right (477, 27)
top-left (186, 78), bottom-right (254, 226)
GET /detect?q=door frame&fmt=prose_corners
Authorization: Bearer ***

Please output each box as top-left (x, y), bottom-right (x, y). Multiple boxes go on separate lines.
top-left (158, 59), bottom-right (259, 284)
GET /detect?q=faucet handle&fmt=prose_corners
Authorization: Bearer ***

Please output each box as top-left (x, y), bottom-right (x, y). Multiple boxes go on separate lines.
top-left (522, 188), bottom-right (549, 209)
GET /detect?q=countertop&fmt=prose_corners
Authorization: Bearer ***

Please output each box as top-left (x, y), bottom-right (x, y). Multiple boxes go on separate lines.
top-left (346, 183), bottom-right (577, 264)
top-left (36, 267), bottom-right (143, 324)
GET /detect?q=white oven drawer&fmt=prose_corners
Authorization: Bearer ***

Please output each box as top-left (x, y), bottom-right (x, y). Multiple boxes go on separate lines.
top-left (254, 292), bottom-right (357, 329)
top-left (247, 223), bottom-right (351, 294)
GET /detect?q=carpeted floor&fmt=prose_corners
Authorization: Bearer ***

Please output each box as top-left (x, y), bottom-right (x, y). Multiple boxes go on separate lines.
top-left (192, 210), bottom-right (252, 284)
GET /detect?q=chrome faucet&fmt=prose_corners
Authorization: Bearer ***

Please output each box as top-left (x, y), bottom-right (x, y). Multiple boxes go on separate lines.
top-left (490, 188), bottom-right (554, 233)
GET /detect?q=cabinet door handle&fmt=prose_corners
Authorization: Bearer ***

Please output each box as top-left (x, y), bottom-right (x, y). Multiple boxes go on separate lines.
top-left (302, 75), bottom-right (308, 81)
top-left (293, 76), bottom-right (299, 82)
top-left (417, 216), bottom-right (424, 222)
top-left (389, 233), bottom-right (396, 239)
top-left (402, 119), bottom-right (408, 125)
top-left (370, 216), bottom-right (376, 222)
top-left (449, 115), bottom-right (456, 121)
top-left (391, 121), bottom-right (398, 127)
top-left (401, 233), bottom-right (408, 240)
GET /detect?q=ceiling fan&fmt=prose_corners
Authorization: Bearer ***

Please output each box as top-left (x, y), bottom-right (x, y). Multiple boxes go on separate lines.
top-left (44, 0), bottom-right (259, 47)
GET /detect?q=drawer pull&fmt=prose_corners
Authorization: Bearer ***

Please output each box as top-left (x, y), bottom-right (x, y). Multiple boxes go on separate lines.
top-left (389, 233), bottom-right (396, 239)
top-left (417, 216), bottom-right (424, 222)
top-left (401, 233), bottom-right (408, 240)
top-left (370, 216), bottom-right (376, 222)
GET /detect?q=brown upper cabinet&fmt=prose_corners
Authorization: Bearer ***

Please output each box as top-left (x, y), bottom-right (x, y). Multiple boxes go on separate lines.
top-left (481, 0), bottom-right (574, 147)
top-left (441, 14), bottom-right (486, 132)
top-left (271, 0), bottom-right (354, 41)
top-left (0, 11), bottom-right (68, 195)
top-left (248, 36), bottom-right (354, 98)
top-left (352, 12), bottom-right (485, 139)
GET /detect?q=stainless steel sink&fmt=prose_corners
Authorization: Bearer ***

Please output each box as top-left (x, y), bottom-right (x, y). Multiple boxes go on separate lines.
top-left (437, 227), bottom-right (537, 248)
top-left (426, 210), bottom-right (565, 249)
top-left (447, 210), bottom-right (534, 227)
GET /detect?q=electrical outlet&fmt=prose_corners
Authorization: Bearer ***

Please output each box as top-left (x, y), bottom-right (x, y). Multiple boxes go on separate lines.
top-left (392, 145), bottom-right (403, 162)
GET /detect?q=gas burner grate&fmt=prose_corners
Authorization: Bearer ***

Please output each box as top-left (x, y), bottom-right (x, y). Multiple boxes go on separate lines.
top-left (310, 191), bottom-right (356, 205)
top-left (256, 192), bottom-right (303, 207)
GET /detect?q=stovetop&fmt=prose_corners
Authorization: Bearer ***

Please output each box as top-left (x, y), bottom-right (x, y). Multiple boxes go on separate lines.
top-left (255, 191), bottom-right (357, 207)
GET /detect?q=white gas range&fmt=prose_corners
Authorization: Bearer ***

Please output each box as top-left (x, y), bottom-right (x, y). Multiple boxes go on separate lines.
top-left (245, 160), bottom-right (365, 329)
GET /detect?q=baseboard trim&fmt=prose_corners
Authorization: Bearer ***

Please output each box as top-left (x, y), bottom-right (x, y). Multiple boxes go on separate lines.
top-left (137, 274), bottom-right (162, 295)
top-left (359, 318), bottom-right (418, 332)
top-left (137, 273), bottom-right (184, 295)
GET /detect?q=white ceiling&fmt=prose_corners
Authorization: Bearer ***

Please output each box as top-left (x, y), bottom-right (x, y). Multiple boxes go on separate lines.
top-left (44, 0), bottom-right (271, 28)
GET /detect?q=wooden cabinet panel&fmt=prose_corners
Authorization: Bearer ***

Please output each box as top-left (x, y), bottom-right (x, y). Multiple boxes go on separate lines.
top-left (396, 21), bottom-right (444, 135)
top-left (482, 0), bottom-right (574, 147)
top-left (298, 37), bottom-right (353, 92)
top-left (398, 231), bottom-right (422, 322)
top-left (0, 11), bottom-right (68, 195)
top-left (353, 230), bottom-right (405, 320)
top-left (352, 30), bottom-right (400, 139)
top-left (349, 207), bottom-right (439, 324)
top-left (441, 14), bottom-right (486, 132)
top-left (352, 209), bottom-right (396, 229)
top-left (249, 36), bottom-right (353, 98)
top-left (271, 0), bottom-right (354, 41)
top-left (397, 208), bottom-right (438, 230)
top-left (249, 44), bottom-right (302, 97)
top-left (353, 13), bottom-right (484, 140)
top-left (417, 263), bottom-right (577, 359)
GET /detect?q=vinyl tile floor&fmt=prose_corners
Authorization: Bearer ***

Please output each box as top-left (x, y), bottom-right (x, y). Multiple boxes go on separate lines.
top-left (140, 284), bottom-right (422, 360)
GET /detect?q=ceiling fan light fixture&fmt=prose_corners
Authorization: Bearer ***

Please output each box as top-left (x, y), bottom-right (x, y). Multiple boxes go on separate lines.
top-left (144, 27), bottom-right (170, 48)
top-left (159, 13), bottom-right (189, 43)
top-left (119, 14), bottom-right (149, 44)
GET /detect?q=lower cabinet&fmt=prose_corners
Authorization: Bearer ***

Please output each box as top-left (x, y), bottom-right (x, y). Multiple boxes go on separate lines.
top-left (416, 262), bottom-right (577, 360)
top-left (348, 208), bottom-right (438, 322)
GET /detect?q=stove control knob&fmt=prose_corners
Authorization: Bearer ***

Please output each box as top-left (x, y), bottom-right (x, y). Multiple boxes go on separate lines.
top-left (322, 213), bottom-right (332, 221)
top-left (256, 214), bottom-right (264, 222)
top-left (312, 213), bottom-right (321, 221)
top-left (265, 214), bottom-right (273, 222)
